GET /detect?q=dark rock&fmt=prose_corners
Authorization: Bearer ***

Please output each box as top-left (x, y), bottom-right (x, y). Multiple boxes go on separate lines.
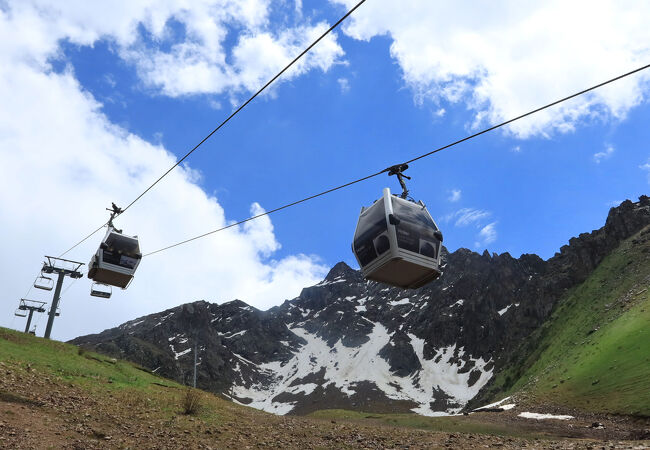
top-left (70, 197), bottom-right (650, 416)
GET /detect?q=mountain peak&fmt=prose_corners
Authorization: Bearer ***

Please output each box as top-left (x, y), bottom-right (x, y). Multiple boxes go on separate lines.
top-left (324, 261), bottom-right (355, 281)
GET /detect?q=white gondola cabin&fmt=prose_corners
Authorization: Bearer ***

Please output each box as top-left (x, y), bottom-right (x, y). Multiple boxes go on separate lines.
top-left (88, 227), bottom-right (141, 289)
top-left (352, 187), bottom-right (443, 289)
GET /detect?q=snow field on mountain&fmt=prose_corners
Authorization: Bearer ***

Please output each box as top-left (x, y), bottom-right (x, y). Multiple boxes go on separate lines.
top-left (232, 323), bottom-right (494, 415)
top-left (407, 336), bottom-right (494, 415)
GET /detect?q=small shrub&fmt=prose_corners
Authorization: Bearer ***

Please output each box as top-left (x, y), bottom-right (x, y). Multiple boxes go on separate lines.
top-left (182, 388), bottom-right (202, 415)
top-left (77, 346), bottom-right (86, 356)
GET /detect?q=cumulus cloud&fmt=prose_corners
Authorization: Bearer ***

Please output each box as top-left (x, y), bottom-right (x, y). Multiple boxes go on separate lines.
top-left (1, 1), bottom-right (344, 99)
top-left (0, 1), bottom-right (330, 341)
top-left (124, 3), bottom-right (344, 97)
top-left (593, 145), bottom-right (615, 163)
top-left (331, 0), bottom-right (650, 138)
top-left (448, 189), bottom-right (461, 202)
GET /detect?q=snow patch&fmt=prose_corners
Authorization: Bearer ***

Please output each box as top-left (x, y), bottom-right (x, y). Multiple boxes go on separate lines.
top-left (389, 298), bottom-right (410, 306)
top-left (518, 412), bottom-right (574, 420)
top-left (408, 335), bottom-right (493, 416)
top-left (233, 324), bottom-right (493, 417)
top-left (497, 305), bottom-right (512, 316)
top-left (221, 330), bottom-right (247, 339)
top-left (170, 344), bottom-right (192, 360)
top-left (475, 396), bottom-right (512, 409)
top-left (475, 397), bottom-right (516, 411)
top-left (154, 312), bottom-right (175, 327)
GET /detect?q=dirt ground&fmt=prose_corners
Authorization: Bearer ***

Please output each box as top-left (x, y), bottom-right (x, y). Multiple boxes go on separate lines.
top-left (1, 360), bottom-right (648, 449)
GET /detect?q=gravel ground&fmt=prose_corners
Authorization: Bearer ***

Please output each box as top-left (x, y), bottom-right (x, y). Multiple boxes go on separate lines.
top-left (1, 360), bottom-right (648, 449)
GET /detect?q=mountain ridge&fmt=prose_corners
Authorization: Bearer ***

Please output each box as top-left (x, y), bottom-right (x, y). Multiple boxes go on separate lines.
top-left (71, 196), bottom-right (650, 416)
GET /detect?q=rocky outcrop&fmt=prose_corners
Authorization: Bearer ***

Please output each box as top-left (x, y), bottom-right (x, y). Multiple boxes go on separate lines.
top-left (71, 196), bottom-right (650, 416)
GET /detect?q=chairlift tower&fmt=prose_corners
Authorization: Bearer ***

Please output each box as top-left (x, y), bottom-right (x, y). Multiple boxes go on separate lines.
top-left (41, 256), bottom-right (84, 340)
top-left (15, 299), bottom-right (47, 334)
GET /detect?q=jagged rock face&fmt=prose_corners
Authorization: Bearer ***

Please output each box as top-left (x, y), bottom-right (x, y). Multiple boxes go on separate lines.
top-left (71, 197), bottom-right (650, 416)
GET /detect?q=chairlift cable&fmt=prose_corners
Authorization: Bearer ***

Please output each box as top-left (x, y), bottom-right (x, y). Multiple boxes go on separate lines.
top-left (56, 0), bottom-right (367, 259)
top-left (144, 62), bottom-right (650, 257)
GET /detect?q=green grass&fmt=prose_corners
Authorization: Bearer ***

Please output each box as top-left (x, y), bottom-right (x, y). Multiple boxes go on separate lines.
top-left (0, 328), bottom-right (170, 391)
top-left (0, 327), bottom-right (241, 425)
top-left (485, 226), bottom-right (650, 416)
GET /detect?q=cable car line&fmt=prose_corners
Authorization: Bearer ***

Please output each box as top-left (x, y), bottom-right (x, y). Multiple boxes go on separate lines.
top-left (143, 62), bottom-right (650, 258)
top-left (59, 222), bottom-right (108, 258)
top-left (144, 169), bottom-right (385, 257)
top-left (403, 62), bottom-right (650, 165)
top-left (120, 0), bottom-right (367, 216)
top-left (56, 0), bottom-right (367, 259)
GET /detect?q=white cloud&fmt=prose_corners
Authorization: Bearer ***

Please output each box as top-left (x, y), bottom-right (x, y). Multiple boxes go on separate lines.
top-left (448, 208), bottom-right (491, 227)
top-left (0, 1), bottom-right (330, 341)
top-left (124, 6), bottom-right (345, 97)
top-left (1, 1), bottom-right (344, 99)
top-left (593, 144), bottom-right (615, 163)
top-left (641, 159), bottom-right (650, 183)
top-left (512, 145), bottom-right (521, 153)
top-left (478, 222), bottom-right (498, 245)
top-left (332, 0), bottom-right (650, 138)
top-left (441, 207), bottom-right (497, 248)
top-left (337, 77), bottom-right (350, 93)
top-left (448, 189), bottom-right (461, 202)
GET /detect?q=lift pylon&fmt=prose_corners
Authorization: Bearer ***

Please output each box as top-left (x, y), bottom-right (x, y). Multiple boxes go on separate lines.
top-left (40, 256), bottom-right (84, 339)
top-left (15, 299), bottom-right (46, 334)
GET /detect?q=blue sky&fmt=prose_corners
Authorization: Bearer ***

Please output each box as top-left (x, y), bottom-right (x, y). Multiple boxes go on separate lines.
top-left (1, 0), bottom-right (649, 339)
top-left (61, 9), bottom-right (648, 262)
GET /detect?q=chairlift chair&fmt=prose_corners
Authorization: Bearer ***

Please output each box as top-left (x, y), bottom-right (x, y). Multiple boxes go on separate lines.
top-left (90, 282), bottom-right (112, 299)
top-left (34, 275), bottom-right (54, 291)
top-left (14, 308), bottom-right (27, 318)
top-left (352, 186), bottom-right (443, 289)
top-left (88, 227), bottom-right (142, 289)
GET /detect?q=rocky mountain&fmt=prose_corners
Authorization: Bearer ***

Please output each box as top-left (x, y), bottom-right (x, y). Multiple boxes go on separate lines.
top-left (71, 196), bottom-right (650, 416)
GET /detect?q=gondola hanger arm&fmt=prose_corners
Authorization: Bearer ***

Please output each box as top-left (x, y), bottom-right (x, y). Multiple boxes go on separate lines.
top-left (387, 163), bottom-right (411, 199)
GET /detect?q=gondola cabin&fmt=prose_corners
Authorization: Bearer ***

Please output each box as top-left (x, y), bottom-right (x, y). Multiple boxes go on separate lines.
top-left (88, 227), bottom-right (141, 289)
top-left (352, 187), bottom-right (443, 289)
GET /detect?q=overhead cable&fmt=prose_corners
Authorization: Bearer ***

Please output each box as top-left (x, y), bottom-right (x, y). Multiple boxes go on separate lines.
top-left (57, 0), bottom-right (367, 258)
top-left (144, 62), bottom-right (650, 257)
top-left (144, 170), bottom-right (384, 256)
top-left (120, 0), bottom-right (368, 214)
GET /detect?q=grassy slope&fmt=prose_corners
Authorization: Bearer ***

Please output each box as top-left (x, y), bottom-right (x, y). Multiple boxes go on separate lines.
top-left (0, 328), bottom-right (229, 426)
top-left (0, 327), bottom-right (172, 391)
top-left (483, 225), bottom-right (650, 416)
top-left (0, 328), bottom-right (567, 448)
